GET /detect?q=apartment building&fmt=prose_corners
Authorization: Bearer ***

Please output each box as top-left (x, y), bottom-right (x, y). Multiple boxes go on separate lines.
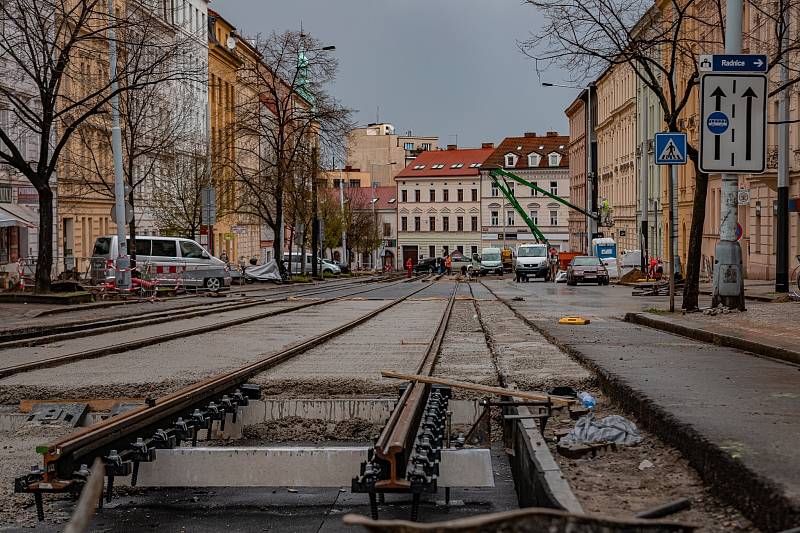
top-left (566, 96), bottom-right (588, 253)
top-left (395, 145), bottom-right (491, 265)
top-left (481, 133), bottom-right (571, 251)
top-left (347, 123), bottom-right (438, 186)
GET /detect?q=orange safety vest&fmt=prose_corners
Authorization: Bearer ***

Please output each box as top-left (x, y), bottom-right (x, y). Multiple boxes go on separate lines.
top-left (445, 256), bottom-right (452, 268)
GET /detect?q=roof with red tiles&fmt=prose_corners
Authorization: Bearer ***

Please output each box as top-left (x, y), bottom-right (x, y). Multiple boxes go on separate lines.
top-left (394, 147), bottom-right (494, 179)
top-left (483, 132), bottom-right (570, 170)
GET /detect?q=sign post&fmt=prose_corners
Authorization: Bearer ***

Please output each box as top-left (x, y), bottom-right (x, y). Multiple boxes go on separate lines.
top-left (699, 53), bottom-right (767, 311)
top-left (654, 132), bottom-right (688, 312)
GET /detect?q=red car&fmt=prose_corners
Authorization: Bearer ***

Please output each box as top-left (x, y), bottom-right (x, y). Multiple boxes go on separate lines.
top-left (566, 256), bottom-right (610, 286)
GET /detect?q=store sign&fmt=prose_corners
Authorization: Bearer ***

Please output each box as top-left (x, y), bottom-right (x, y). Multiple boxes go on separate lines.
top-left (17, 186), bottom-right (39, 204)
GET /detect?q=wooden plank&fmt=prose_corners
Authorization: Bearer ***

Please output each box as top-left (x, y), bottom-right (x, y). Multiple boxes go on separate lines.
top-left (19, 398), bottom-right (144, 413)
top-left (380, 371), bottom-right (575, 406)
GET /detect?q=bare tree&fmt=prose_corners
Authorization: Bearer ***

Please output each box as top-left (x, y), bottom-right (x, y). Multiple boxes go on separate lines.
top-left (521, 0), bottom-right (800, 309)
top-left (0, 0), bottom-right (199, 291)
top-left (150, 141), bottom-right (207, 239)
top-left (231, 30), bottom-right (353, 277)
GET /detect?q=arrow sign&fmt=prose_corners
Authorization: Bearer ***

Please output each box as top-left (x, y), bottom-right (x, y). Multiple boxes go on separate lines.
top-left (698, 54), bottom-right (768, 72)
top-left (699, 73), bottom-right (767, 174)
top-left (742, 86), bottom-right (757, 160)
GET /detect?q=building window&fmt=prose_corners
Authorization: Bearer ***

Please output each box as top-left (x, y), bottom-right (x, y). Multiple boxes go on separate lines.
top-left (471, 188), bottom-right (478, 202)
top-left (528, 153), bottom-right (541, 167)
top-left (457, 216), bottom-right (464, 231)
top-left (549, 153), bottom-right (561, 166)
top-left (443, 245), bottom-right (449, 256)
top-left (471, 216), bottom-right (478, 231)
top-left (383, 223), bottom-right (391, 237)
top-left (506, 210), bottom-right (515, 226)
top-left (491, 211), bottom-right (499, 225)
top-left (429, 216), bottom-right (436, 231)
top-left (429, 189), bottom-right (436, 202)
top-left (457, 245), bottom-right (464, 253)
top-left (414, 217), bottom-right (421, 231)
top-left (532, 182), bottom-right (539, 196)
top-left (414, 190), bottom-right (420, 202)
top-left (471, 245), bottom-right (478, 256)
top-left (421, 143), bottom-right (432, 151)
top-left (443, 189), bottom-right (449, 202)
top-left (504, 153), bottom-right (517, 167)
top-left (491, 183), bottom-right (499, 197)
top-left (457, 189), bottom-right (464, 202)
top-left (550, 181), bottom-right (558, 195)
top-left (530, 210), bottom-right (539, 225)
top-left (443, 216), bottom-right (450, 231)
top-left (550, 210), bottom-right (558, 225)
top-left (404, 142), bottom-right (414, 150)
top-left (401, 189), bottom-right (408, 202)
top-left (429, 245), bottom-right (436, 258)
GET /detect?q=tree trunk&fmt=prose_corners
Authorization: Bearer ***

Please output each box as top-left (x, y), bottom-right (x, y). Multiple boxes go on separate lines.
top-left (34, 186), bottom-right (54, 293)
top-left (300, 226), bottom-right (307, 275)
top-left (682, 170), bottom-right (709, 311)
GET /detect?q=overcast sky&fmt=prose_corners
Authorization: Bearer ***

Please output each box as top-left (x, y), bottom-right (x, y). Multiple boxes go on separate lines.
top-left (212, 0), bottom-right (577, 148)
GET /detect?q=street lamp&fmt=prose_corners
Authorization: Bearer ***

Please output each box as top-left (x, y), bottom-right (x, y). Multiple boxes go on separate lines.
top-left (542, 81), bottom-right (596, 255)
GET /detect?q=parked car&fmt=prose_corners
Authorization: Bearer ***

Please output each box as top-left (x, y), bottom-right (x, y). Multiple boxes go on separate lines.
top-left (332, 260), bottom-right (350, 274)
top-left (90, 235), bottom-right (231, 290)
top-left (282, 253), bottom-right (339, 275)
top-left (413, 257), bottom-right (440, 274)
top-left (479, 248), bottom-right (504, 276)
top-left (321, 258), bottom-right (342, 274)
top-left (448, 250), bottom-right (472, 274)
top-left (514, 243), bottom-right (550, 282)
top-left (566, 256), bottom-right (609, 286)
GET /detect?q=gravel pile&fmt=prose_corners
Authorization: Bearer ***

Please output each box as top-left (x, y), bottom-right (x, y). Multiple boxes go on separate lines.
top-left (239, 416), bottom-right (382, 442)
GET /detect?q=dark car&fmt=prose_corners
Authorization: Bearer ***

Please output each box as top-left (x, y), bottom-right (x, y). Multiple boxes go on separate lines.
top-left (413, 257), bottom-right (440, 274)
top-left (566, 256), bottom-right (609, 286)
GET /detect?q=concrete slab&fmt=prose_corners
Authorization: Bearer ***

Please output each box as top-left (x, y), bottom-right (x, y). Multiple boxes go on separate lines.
top-left (121, 447), bottom-right (493, 488)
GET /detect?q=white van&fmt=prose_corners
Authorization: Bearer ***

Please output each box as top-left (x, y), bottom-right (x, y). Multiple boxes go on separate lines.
top-left (90, 235), bottom-right (231, 290)
top-left (514, 243), bottom-right (551, 282)
top-left (479, 247), bottom-right (504, 276)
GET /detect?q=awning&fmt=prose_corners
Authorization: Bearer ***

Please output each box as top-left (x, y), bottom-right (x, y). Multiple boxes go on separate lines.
top-left (0, 203), bottom-right (37, 229)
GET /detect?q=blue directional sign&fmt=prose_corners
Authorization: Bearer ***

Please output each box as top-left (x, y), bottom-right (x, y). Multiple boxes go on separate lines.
top-left (654, 132), bottom-right (687, 165)
top-left (698, 54), bottom-right (767, 73)
top-left (706, 111), bottom-right (729, 134)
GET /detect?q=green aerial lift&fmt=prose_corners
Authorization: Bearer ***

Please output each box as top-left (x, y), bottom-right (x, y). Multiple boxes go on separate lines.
top-left (488, 168), bottom-right (609, 249)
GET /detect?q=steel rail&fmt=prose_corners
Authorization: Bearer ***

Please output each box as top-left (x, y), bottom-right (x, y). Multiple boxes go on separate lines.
top-left (0, 275), bottom-right (420, 380)
top-left (1, 275), bottom-right (396, 349)
top-left (36, 279), bottom-right (436, 480)
top-left (372, 281), bottom-right (459, 489)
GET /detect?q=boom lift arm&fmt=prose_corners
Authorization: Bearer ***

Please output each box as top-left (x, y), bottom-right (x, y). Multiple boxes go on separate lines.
top-left (489, 168), bottom-right (603, 246)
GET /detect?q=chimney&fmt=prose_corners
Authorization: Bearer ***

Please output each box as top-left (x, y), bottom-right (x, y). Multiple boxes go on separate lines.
top-left (523, 132), bottom-right (537, 138)
top-left (447, 144), bottom-right (457, 150)
top-left (546, 131), bottom-right (559, 137)
top-left (481, 142), bottom-right (494, 149)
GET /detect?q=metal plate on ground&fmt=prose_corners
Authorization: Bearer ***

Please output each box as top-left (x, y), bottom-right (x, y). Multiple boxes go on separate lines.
top-left (26, 403), bottom-right (88, 427)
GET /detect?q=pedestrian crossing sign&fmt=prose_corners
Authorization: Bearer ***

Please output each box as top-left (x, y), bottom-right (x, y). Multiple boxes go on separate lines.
top-left (654, 132), bottom-right (688, 165)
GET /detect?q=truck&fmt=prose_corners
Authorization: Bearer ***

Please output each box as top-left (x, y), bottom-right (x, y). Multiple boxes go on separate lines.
top-left (479, 247), bottom-right (504, 276)
top-left (514, 243), bottom-right (551, 282)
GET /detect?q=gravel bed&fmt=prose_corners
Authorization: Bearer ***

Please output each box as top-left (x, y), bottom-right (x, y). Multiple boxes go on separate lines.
top-left (546, 389), bottom-right (757, 532)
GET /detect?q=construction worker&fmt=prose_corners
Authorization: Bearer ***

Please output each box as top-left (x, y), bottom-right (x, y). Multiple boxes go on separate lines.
top-left (444, 254), bottom-right (452, 275)
top-left (406, 257), bottom-right (413, 278)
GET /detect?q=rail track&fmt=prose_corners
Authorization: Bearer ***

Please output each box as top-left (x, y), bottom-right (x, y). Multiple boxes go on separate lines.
top-left (0, 274), bottom-right (427, 380)
top-left (1, 274), bottom-right (400, 349)
top-left (14, 276), bottom-right (444, 521)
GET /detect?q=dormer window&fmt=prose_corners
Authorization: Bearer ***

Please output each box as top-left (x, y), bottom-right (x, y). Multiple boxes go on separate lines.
top-left (527, 153), bottom-right (541, 167)
top-left (504, 153), bottom-right (518, 168)
top-left (548, 152), bottom-right (562, 166)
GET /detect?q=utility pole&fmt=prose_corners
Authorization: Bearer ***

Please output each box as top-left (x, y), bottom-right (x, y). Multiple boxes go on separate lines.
top-left (640, 90), bottom-right (649, 272)
top-left (339, 174), bottom-right (347, 268)
top-left (669, 165), bottom-right (677, 312)
top-left (712, 0), bottom-right (746, 310)
top-left (311, 145), bottom-right (320, 279)
top-left (586, 83), bottom-right (597, 254)
top-left (108, 0), bottom-right (130, 291)
top-left (776, 6), bottom-right (790, 292)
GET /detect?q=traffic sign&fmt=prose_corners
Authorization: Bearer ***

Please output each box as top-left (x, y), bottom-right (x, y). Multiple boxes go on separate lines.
top-left (737, 189), bottom-right (751, 205)
top-left (735, 222), bottom-right (743, 241)
top-left (654, 133), bottom-right (688, 165)
top-left (110, 203), bottom-right (134, 224)
top-left (699, 73), bottom-right (767, 174)
top-left (698, 54), bottom-right (767, 73)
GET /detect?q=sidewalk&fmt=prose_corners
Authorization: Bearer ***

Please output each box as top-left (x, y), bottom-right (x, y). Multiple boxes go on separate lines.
top-left (626, 300), bottom-right (800, 365)
top-left (699, 279), bottom-right (783, 302)
top-left (484, 280), bottom-right (800, 531)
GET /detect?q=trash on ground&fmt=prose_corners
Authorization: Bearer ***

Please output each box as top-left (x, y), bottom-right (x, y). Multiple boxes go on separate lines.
top-left (559, 413), bottom-right (643, 446)
top-left (577, 391), bottom-right (596, 409)
top-left (638, 459), bottom-right (655, 470)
